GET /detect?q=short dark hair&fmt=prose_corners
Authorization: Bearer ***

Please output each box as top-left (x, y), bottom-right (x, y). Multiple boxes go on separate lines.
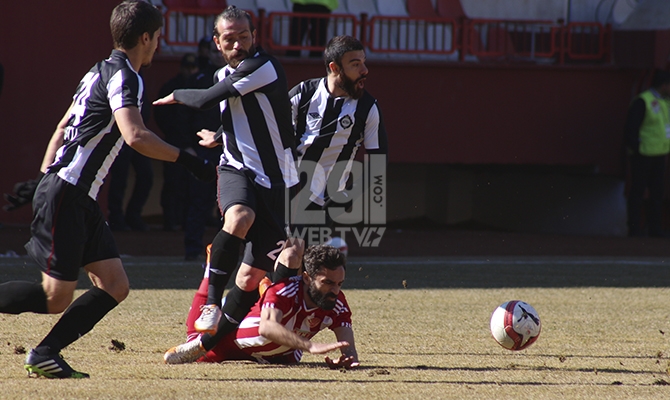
top-left (324, 35), bottom-right (365, 73)
top-left (303, 245), bottom-right (346, 278)
top-left (213, 6), bottom-right (255, 37)
top-left (110, 0), bottom-right (163, 50)
top-left (651, 69), bottom-right (670, 88)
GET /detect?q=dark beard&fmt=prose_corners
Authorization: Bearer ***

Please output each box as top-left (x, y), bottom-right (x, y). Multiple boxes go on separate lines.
top-left (226, 47), bottom-right (252, 68)
top-left (307, 282), bottom-right (338, 310)
top-left (337, 71), bottom-right (365, 99)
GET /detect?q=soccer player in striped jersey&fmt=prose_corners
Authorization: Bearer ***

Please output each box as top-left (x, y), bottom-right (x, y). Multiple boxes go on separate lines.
top-left (0, 0), bottom-right (215, 379)
top-left (164, 245), bottom-right (359, 369)
top-left (289, 35), bottom-right (388, 229)
top-left (153, 6), bottom-right (303, 360)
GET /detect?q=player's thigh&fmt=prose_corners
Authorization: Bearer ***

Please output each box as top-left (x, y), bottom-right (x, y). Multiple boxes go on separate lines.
top-left (26, 175), bottom-right (118, 281)
top-left (235, 263), bottom-right (271, 291)
top-left (217, 166), bottom-right (257, 215)
top-left (218, 167), bottom-right (258, 235)
top-left (84, 258), bottom-right (129, 303)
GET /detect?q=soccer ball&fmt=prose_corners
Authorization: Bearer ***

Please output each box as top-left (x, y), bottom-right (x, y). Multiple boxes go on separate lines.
top-left (324, 236), bottom-right (348, 256)
top-left (490, 300), bottom-right (541, 351)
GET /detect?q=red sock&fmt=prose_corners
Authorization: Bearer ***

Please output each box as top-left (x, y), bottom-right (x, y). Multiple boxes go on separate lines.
top-left (186, 277), bottom-right (209, 342)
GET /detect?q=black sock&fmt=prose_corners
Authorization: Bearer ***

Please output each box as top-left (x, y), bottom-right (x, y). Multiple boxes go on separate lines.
top-left (207, 230), bottom-right (244, 305)
top-left (201, 285), bottom-right (258, 350)
top-left (273, 262), bottom-right (298, 282)
top-left (0, 281), bottom-right (48, 314)
top-left (35, 287), bottom-right (118, 354)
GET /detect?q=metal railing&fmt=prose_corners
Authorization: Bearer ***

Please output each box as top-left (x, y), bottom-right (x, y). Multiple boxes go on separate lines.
top-left (366, 16), bottom-right (459, 54)
top-left (160, 6), bottom-right (611, 65)
top-left (264, 11), bottom-right (359, 53)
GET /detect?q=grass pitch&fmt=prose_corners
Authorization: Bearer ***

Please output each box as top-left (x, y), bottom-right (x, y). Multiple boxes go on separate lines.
top-left (1, 256), bottom-right (670, 399)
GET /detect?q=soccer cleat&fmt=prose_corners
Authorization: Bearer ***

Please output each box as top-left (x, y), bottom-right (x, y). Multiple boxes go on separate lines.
top-left (163, 339), bottom-right (206, 364)
top-left (24, 350), bottom-right (90, 379)
top-left (194, 304), bottom-right (221, 335)
top-left (259, 276), bottom-right (272, 297)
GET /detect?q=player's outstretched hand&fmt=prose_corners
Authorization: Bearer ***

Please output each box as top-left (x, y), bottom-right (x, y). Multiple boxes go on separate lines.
top-left (325, 354), bottom-right (360, 370)
top-left (307, 341), bottom-right (349, 355)
top-left (152, 92), bottom-right (177, 106)
top-left (175, 150), bottom-right (216, 182)
top-left (3, 173), bottom-right (44, 211)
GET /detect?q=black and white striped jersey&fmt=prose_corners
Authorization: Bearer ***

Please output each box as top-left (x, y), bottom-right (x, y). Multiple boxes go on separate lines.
top-left (174, 47), bottom-right (298, 189)
top-left (48, 50), bottom-right (143, 200)
top-left (289, 78), bottom-right (388, 206)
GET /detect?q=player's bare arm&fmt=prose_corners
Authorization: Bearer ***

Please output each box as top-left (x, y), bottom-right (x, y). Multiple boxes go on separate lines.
top-left (1, 101), bottom-right (70, 211)
top-left (114, 106), bottom-right (179, 162)
top-left (326, 325), bottom-right (359, 369)
top-left (115, 106), bottom-right (215, 182)
top-left (40, 102), bottom-right (74, 172)
top-left (258, 307), bottom-right (350, 355)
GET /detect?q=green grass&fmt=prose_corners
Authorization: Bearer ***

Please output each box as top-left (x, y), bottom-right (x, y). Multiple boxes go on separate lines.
top-left (1, 256), bottom-right (670, 399)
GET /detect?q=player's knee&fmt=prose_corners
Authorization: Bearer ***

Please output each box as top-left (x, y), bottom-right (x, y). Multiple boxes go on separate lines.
top-left (279, 241), bottom-right (304, 270)
top-left (106, 280), bottom-right (130, 303)
top-left (45, 292), bottom-right (74, 314)
top-left (223, 205), bottom-right (255, 234)
top-left (94, 275), bottom-right (130, 303)
top-left (235, 266), bottom-right (266, 291)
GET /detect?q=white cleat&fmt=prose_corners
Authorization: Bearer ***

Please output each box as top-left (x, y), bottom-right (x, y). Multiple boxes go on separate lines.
top-left (163, 339), bottom-right (206, 364)
top-left (194, 304), bottom-right (221, 335)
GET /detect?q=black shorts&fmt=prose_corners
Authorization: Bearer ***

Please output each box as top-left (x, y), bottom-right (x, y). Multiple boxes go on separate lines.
top-left (217, 166), bottom-right (287, 273)
top-left (25, 174), bottom-right (119, 281)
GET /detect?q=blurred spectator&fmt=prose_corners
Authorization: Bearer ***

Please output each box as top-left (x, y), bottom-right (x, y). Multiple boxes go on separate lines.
top-left (155, 53), bottom-right (200, 231)
top-left (287, 0), bottom-right (338, 57)
top-left (624, 69), bottom-right (670, 237)
top-left (182, 39), bottom-right (225, 260)
top-left (107, 71), bottom-right (154, 231)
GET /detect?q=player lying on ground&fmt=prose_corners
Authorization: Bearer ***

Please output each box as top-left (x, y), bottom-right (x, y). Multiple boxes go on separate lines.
top-left (163, 244), bottom-right (359, 369)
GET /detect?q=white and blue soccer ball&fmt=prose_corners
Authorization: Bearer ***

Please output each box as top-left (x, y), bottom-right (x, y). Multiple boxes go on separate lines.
top-left (490, 300), bottom-right (541, 350)
top-left (324, 236), bottom-right (348, 257)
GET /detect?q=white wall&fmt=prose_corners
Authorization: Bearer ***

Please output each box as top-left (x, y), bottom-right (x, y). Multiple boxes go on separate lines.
top-left (458, 0), bottom-right (637, 24)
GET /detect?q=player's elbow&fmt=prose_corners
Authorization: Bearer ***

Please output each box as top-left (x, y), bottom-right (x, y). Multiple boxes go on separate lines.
top-left (123, 128), bottom-right (151, 149)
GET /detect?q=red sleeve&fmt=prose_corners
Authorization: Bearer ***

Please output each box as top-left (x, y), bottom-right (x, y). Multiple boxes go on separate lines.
top-left (329, 292), bottom-right (353, 330)
top-left (260, 279), bottom-right (296, 316)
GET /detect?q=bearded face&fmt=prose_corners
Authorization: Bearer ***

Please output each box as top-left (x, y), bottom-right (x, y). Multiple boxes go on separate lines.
top-left (214, 18), bottom-right (255, 69)
top-left (337, 68), bottom-right (366, 99)
top-left (307, 278), bottom-right (339, 310)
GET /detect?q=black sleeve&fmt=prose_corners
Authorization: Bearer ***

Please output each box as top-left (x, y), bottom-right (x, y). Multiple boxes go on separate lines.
top-left (174, 56), bottom-right (276, 110)
top-left (174, 79), bottom-right (239, 110)
top-left (624, 98), bottom-right (646, 152)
